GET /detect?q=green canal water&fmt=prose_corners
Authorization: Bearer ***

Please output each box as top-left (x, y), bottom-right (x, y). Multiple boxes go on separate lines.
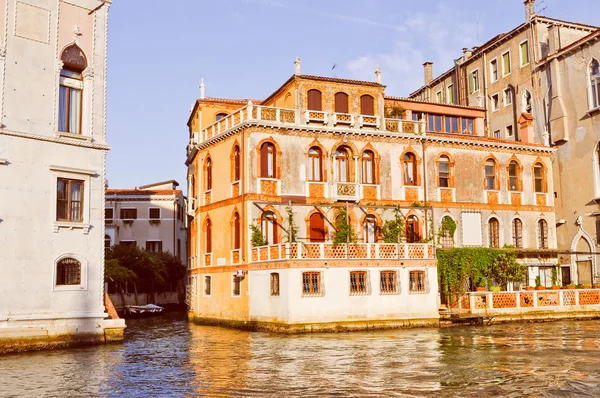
top-left (1, 313), bottom-right (600, 397)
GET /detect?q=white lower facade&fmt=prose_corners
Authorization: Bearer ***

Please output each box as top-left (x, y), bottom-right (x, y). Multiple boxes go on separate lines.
top-left (248, 266), bottom-right (439, 325)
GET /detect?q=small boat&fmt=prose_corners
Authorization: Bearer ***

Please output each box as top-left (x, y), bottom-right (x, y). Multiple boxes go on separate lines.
top-left (124, 304), bottom-right (164, 318)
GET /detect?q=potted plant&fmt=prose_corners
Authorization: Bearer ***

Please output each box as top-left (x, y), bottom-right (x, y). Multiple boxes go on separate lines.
top-left (566, 284), bottom-right (576, 290)
top-left (490, 286), bottom-right (502, 293)
top-left (593, 283), bottom-right (600, 289)
top-left (525, 286), bottom-right (535, 291)
top-left (475, 277), bottom-right (487, 292)
top-left (582, 284), bottom-right (592, 289)
top-left (551, 267), bottom-right (561, 290)
top-left (535, 276), bottom-right (545, 290)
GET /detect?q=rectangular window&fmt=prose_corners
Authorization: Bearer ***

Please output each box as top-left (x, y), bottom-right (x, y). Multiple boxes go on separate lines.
top-left (492, 94), bottom-right (500, 111)
top-left (502, 51), bottom-right (511, 76)
top-left (520, 41), bottom-right (530, 66)
top-left (506, 125), bottom-right (514, 137)
top-left (409, 271), bottom-right (427, 293)
top-left (149, 208), bottom-right (161, 219)
top-left (490, 59), bottom-right (498, 82)
top-left (270, 272), bottom-right (280, 296)
top-left (446, 85), bottom-right (454, 104)
top-left (120, 208), bottom-right (137, 219)
top-left (441, 231), bottom-right (454, 248)
top-left (380, 271), bottom-right (398, 294)
top-left (56, 178), bottom-right (84, 222)
top-left (105, 208), bottom-right (114, 220)
top-left (232, 275), bottom-right (242, 296)
top-left (350, 271), bottom-right (368, 295)
top-left (58, 84), bottom-right (82, 134)
top-left (462, 118), bottom-right (474, 134)
top-left (444, 116), bottom-right (460, 133)
top-left (504, 88), bottom-right (513, 106)
top-left (436, 91), bottom-right (442, 103)
top-left (120, 241), bottom-right (136, 247)
top-left (494, 130), bottom-right (501, 139)
top-left (145, 241), bottom-right (163, 252)
top-left (204, 276), bottom-right (211, 296)
top-left (469, 70), bottom-right (480, 94)
top-left (302, 272), bottom-right (321, 296)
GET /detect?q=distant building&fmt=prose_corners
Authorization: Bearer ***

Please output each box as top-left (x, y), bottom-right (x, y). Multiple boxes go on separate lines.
top-left (0, 0), bottom-right (123, 353)
top-left (184, 61), bottom-right (557, 332)
top-left (105, 180), bottom-right (188, 261)
top-left (409, 0), bottom-right (600, 285)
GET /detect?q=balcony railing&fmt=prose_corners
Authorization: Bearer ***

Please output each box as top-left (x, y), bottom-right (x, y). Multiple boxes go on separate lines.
top-left (453, 289), bottom-right (600, 314)
top-left (193, 103), bottom-right (427, 146)
top-left (250, 242), bottom-right (435, 263)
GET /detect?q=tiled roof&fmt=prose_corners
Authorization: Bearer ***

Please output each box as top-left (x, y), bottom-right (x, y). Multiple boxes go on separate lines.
top-left (200, 97), bottom-right (263, 105)
top-left (536, 16), bottom-right (598, 30)
top-left (297, 74), bottom-right (383, 87)
top-left (427, 132), bottom-right (548, 148)
top-left (538, 28), bottom-right (600, 63)
top-left (106, 189), bottom-right (182, 196)
top-left (385, 96), bottom-right (485, 111)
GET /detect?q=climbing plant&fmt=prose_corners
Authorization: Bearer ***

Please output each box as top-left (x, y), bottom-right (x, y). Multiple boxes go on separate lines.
top-left (437, 248), bottom-right (526, 303)
top-left (437, 216), bottom-right (457, 245)
top-left (250, 224), bottom-right (268, 247)
top-left (284, 206), bottom-right (299, 243)
top-left (382, 206), bottom-right (405, 243)
top-left (332, 208), bottom-right (357, 246)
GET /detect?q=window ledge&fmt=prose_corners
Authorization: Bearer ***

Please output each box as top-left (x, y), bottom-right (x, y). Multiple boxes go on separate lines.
top-left (56, 132), bottom-right (92, 142)
top-left (53, 222), bottom-right (91, 234)
top-left (587, 106), bottom-right (600, 116)
top-left (0, 158), bottom-right (7, 165)
top-left (53, 285), bottom-right (87, 292)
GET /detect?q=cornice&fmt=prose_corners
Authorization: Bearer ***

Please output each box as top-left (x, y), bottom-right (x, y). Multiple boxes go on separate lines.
top-left (0, 129), bottom-right (110, 150)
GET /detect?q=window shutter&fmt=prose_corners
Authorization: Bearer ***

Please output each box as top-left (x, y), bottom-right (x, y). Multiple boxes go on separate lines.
top-left (334, 92), bottom-right (349, 113)
top-left (360, 95), bottom-right (374, 115)
top-left (260, 144), bottom-right (269, 178)
top-left (307, 90), bottom-right (322, 111)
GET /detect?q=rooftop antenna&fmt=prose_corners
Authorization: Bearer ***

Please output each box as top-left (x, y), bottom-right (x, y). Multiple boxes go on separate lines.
top-left (476, 11), bottom-right (480, 45)
top-left (332, 63), bottom-right (338, 78)
top-left (537, 0), bottom-right (548, 16)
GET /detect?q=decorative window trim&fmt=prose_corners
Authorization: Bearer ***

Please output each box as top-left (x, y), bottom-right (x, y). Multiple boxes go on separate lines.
top-left (349, 270), bottom-right (371, 296)
top-left (148, 207), bottom-right (161, 220)
top-left (469, 69), bottom-right (480, 94)
top-left (489, 58), bottom-right (499, 83)
top-left (53, 253), bottom-right (87, 292)
top-left (408, 269), bottom-right (429, 294)
top-left (519, 40), bottom-right (530, 67)
top-left (502, 50), bottom-right (512, 76)
top-left (379, 270), bottom-right (400, 295)
top-left (301, 271), bottom-right (324, 297)
top-left (204, 275), bottom-right (212, 297)
top-left (491, 93), bottom-right (500, 112)
top-left (446, 84), bottom-right (454, 104)
top-left (270, 272), bottom-right (280, 297)
top-left (232, 274), bottom-right (243, 298)
top-left (487, 216), bottom-right (501, 248)
top-left (50, 167), bottom-right (93, 234)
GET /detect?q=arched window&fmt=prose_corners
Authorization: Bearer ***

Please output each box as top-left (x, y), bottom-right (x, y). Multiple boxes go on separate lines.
top-left (205, 157), bottom-right (212, 191)
top-left (438, 155), bottom-right (451, 188)
top-left (522, 91), bottom-right (532, 113)
top-left (216, 113), bottom-right (228, 121)
top-left (403, 153), bottom-right (417, 186)
top-left (261, 211), bottom-right (278, 244)
top-left (233, 145), bottom-right (241, 181)
top-left (56, 258), bottom-right (81, 286)
top-left (538, 219), bottom-right (549, 249)
top-left (334, 92), bottom-right (349, 113)
top-left (488, 218), bottom-right (500, 248)
top-left (205, 219), bottom-right (212, 253)
top-left (233, 212), bottom-right (241, 250)
top-left (309, 212), bottom-right (326, 242)
top-left (485, 159), bottom-right (498, 190)
top-left (360, 95), bottom-right (375, 116)
top-left (363, 215), bottom-right (377, 243)
top-left (260, 142), bottom-right (276, 178)
top-left (533, 162), bottom-right (546, 193)
top-left (58, 45), bottom-right (87, 134)
top-left (307, 147), bottom-right (322, 182)
top-left (589, 59), bottom-right (600, 110)
top-left (104, 234), bottom-right (111, 249)
top-left (361, 150), bottom-right (375, 184)
top-left (406, 215), bottom-right (420, 243)
top-left (512, 218), bottom-right (523, 248)
top-left (334, 146), bottom-right (351, 182)
top-left (440, 216), bottom-right (455, 248)
top-left (508, 160), bottom-right (521, 191)
top-left (307, 89), bottom-right (322, 111)
top-left (191, 175), bottom-right (196, 198)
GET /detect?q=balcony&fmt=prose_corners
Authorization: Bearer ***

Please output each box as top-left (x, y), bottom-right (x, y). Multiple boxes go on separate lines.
top-left (250, 242), bottom-right (435, 263)
top-left (192, 103), bottom-right (427, 147)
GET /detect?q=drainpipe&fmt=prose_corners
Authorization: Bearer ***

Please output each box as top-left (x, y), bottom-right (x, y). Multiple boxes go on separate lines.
top-left (173, 196), bottom-right (176, 259)
top-left (482, 53), bottom-right (489, 136)
top-left (421, 141), bottom-right (429, 240)
top-left (508, 84), bottom-right (520, 141)
top-left (241, 128), bottom-right (246, 263)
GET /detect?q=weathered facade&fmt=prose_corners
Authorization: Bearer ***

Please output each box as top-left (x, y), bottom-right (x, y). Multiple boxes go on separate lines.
top-left (0, 0), bottom-right (124, 353)
top-left (105, 180), bottom-right (188, 261)
top-left (185, 63), bottom-right (558, 331)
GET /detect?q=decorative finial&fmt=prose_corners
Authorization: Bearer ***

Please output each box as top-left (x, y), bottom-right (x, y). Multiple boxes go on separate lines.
top-left (200, 78), bottom-right (205, 99)
top-left (375, 64), bottom-right (382, 84)
top-left (73, 25), bottom-right (82, 38)
top-left (294, 57), bottom-right (302, 75)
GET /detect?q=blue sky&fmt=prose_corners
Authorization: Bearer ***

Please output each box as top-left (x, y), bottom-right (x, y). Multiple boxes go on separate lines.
top-left (106, 0), bottom-right (600, 190)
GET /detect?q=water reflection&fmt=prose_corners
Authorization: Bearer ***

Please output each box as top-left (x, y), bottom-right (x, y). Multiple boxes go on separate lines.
top-left (1, 314), bottom-right (600, 397)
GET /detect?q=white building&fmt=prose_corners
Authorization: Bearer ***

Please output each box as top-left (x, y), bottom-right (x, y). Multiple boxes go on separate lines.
top-left (0, 0), bottom-right (124, 354)
top-left (105, 180), bottom-right (188, 260)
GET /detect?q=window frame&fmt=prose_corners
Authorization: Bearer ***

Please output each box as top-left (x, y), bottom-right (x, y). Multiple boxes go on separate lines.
top-left (490, 58), bottom-right (499, 82)
top-left (53, 254), bottom-right (87, 291)
top-left (307, 146), bottom-right (323, 182)
top-left (302, 271), bottom-right (322, 296)
top-left (406, 215), bottom-right (420, 243)
top-left (409, 270), bottom-right (428, 294)
top-left (380, 270), bottom-right (399, 294)
top-left (436, 90), bottom-right (442, 103)
top-left (204, 275), bottom-right (212, 296)
top-left (334, 146), bottom-right (351, 183)
top-left (349, 270), bottom-right (369, 295)
top-left (589, 59), bottom-right (600, 110)
top-left (58, 80), bottom-right (83, 135)
top-left (105, 207), bottom-right (114, 220)
top-left (148, 207), bottom-right (161, 220)
top-left (440, 216), bottom-right (455, 248)
top-left (512, 218), bottom-right (523, 248)
top-left (491, 93), bottom-right (500, 112)
top-left (485, 158), bottom-right (499, 190)
top-left (488, 218), bottom-right (500, 248)
top-left (120, 208), bottom-right (138, 220)
top-left (360, 94), bottom-right (375, 116)
top-left (538, 219), bottom-right (549, 249)
top-left (437, 155), bottom-right (452, 188)
top-left (270, 272), bottom-right (280, 296)
top-left (233, 145), bottom-right (241, 182)
top-left (519, 40), bottom-right (530, 67)
top-left (505, 124), bottom-right (514, 137)
top-left (56, 178), bottom-right (84, 223)
top-left (145, 240), bottom-right (163, 253)
top-left (446, 84), bottom-right (454, 104)
top-left (502, 50), bottom-right (512, 76)
top-left (259, 142), bottom-right (277, 179)
top-left (403, 152), bottom-right (418, 186)
top-left (508, 160), bottom-right (522, 191)
top-left (533, 162), bottom-right (547, 193)
top-left (504, 87), bottom-right (513, 107)
top-left (469, 69), bottom-right (480, 94)
top-left (361, 150), bottom-right (376, 184)
top-left (205, 218), bottom-right (212, 253)
top-left (232, 275), bottom-right (242, 297)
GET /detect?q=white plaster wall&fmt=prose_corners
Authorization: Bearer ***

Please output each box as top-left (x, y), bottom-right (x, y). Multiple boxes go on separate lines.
top-left (249, 267), bottom-right (439, 324)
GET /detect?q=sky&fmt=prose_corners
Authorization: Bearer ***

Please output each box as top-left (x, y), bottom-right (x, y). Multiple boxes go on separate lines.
top-left (106, 0), bottom-right (600, 190)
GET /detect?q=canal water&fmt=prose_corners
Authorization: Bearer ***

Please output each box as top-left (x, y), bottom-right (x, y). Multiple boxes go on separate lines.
top-left (1, 313), bottom-right (600, 397)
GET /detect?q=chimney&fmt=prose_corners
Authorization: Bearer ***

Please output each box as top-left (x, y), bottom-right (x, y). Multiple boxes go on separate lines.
top-left (524, 0), bottom-right (535, 21)
top-left (200, 78), bottom-right (205, 99)
top-left (375, 64), bottom-right (382, 84)
top-left (423, 62), bottom-right (433, 85)
top-left (548, 24), bottom-right (561, 55)
top-left (462, 47), bottom-right (472, 60)
top-left (294, 57), bottom-right (302, 75)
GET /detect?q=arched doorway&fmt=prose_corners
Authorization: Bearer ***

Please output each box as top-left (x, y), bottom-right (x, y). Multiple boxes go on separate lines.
top-left (309, 212), bottom-right (326, 242)
top-left (576, 236), bottom-right (593, 285)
